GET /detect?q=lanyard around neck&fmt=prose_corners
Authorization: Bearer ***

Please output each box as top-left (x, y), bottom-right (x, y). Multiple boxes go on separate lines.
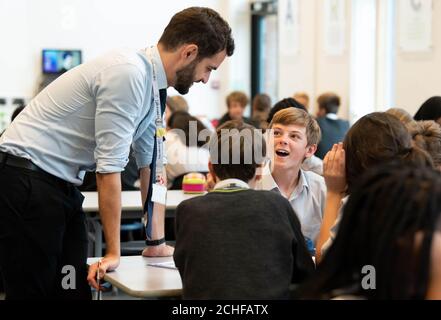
top-left (147, 47), bottom-right (166, 184)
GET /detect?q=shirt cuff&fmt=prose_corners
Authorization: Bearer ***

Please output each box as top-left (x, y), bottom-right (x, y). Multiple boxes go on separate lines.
top-left (95, 158), bottom-right (128, 173)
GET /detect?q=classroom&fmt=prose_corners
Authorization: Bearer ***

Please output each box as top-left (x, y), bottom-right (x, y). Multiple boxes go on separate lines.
top-left (0, 0), bottom-right (441, 303)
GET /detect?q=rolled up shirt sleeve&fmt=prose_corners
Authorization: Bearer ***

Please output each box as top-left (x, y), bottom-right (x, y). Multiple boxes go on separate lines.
top-left (93, 63), bottom-right (144, 173)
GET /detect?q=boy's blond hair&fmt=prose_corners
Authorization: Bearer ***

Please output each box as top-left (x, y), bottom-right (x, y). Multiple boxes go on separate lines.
top-left (269, 108), bottom-right (321, 146)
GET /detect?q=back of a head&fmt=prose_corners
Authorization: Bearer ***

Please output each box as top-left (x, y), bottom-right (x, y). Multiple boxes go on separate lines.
top-left (159, 7), bottom-right (235, 59)
top-left (414, 96), bottom-right (441, 122)
top-left (409, 120), bottom-right (441, 169)
top-left (166, 95), bottom-right (189, 113)
top-left (269, 107), bottom-right (321, 146)
top-left (267, 97), bottom-right (306, 123)
top-left (252, 94), bottom-right (271, 113)
top-left (344, 112), bottom-right (433, 193)
top-left (300, 163), bottom-right (441, 299)
top-left (317, 92), bottom-right (340, 114)
top-left (385, 107), bottom-right (415, 126)
top-left (209, 120), bottom-right (266, 182)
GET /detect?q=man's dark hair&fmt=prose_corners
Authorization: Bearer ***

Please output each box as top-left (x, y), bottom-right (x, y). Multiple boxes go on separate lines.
top-left (317, 92), bottom-right (341, 114)
top-left (159, 7), bottom-right (235, 59)
top-left (209, 120), bottom-right (266, 182)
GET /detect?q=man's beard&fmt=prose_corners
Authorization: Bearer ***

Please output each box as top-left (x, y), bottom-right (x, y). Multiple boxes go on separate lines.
top-left (174, 60), bottom-right (197, 94)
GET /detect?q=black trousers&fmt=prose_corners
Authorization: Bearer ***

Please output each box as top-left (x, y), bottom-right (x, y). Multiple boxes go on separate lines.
top-left (0, 164), bottom-right (91, 300)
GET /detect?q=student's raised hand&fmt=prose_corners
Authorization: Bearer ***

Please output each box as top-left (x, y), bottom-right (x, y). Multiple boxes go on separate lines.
top-left (323, 143), bottom-right (346, 194)
top-left (87, 253), bottom-right (120, 290)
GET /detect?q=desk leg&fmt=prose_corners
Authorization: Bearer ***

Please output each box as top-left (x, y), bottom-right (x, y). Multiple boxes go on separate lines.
top-left (89, 219), bottom-right (103, 257)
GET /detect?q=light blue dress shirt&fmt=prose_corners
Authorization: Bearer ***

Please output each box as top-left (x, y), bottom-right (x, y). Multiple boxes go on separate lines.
top-left (0, 46), bottom-right (167, 185)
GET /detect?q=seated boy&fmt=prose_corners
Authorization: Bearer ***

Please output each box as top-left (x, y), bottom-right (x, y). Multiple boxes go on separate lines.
top-left (173, 120), bottom-right (314, 299)
top-left (256, 108), bottom-right (326, 253)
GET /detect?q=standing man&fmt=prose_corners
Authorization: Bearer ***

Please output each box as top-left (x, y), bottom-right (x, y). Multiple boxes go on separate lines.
top-left (0, 7), bottom-right (234, 299)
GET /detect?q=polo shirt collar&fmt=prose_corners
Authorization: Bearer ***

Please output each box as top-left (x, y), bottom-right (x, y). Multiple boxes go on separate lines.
top-left (213, 178), bottom-right (250, 191)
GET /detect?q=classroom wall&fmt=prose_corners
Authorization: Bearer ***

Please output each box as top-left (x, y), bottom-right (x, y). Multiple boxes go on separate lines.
top-left (279, 0), bottom-right (441, 121)
top-left (395, 0), bottom-right (441, 117)
top-left (1, 0), bottom-right (440, 123)
top-left (277, 0), bottom-right (351, 119)
top-left (0, 0), bottom-right (251, 121)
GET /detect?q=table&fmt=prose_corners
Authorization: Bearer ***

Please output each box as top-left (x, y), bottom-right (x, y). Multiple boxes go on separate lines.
top-left (87, 255), bottom-right (182, 298)
top-left (82, 190), bottom-right (203, 212)
top-left (83, 190), bottom-right (204, 256)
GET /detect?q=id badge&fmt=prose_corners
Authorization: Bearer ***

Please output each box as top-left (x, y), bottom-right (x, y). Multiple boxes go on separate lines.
top-left (151, 183), bottom-right (167, 205)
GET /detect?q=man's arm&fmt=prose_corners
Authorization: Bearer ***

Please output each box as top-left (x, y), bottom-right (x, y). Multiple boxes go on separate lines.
top-left (140, 167), bottom-right (174, 257)
top-left (87, 172), bottom-right (121, 290)
top-left (139, 166), bottom-right (150, 205)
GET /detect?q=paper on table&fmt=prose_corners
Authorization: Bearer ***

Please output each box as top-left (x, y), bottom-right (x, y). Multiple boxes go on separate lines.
top-left (147, 261), bottom-right (177, 270)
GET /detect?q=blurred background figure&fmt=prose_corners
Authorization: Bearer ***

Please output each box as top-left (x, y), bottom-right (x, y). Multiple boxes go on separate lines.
top-left (165, 95), bottom-right (189, 128)
top-left (315, 92), bottom-right (349, 159)
top-left (166, 111), bottom-right (210, 190)
top-left (293, 92), bottom-right (310, 111)
top-left (251, 93), bottom-right (271, 130)
top-left (218, 91), bottom-right (255, 127)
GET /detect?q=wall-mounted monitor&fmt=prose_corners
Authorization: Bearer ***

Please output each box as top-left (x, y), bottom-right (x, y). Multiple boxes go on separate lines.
top-left (42, 49), bottom-right (82, 74)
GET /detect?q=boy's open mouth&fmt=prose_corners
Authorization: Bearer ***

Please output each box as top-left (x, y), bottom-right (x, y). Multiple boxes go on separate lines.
top-left (275, 149), bottom-right (290, 157)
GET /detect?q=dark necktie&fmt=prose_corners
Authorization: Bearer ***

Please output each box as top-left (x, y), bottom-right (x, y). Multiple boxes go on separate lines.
top-left (144, 88), bottom-right (167, 241)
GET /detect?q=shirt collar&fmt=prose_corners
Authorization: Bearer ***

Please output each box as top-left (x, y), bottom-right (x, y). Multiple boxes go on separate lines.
top-left (213, 178), bottom-right (250, 190)
top-left (326, 113), bottom-right (339, 120)
top-left (260, 162), bottom-right (310, 200)
top-left (146, 45), bottom-right (168, 90)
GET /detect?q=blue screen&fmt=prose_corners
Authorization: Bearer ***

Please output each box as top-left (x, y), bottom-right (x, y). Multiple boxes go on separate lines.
top-left (42, 49), bottom-right (82, 74)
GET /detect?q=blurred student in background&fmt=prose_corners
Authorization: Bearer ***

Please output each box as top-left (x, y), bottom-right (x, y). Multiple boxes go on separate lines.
top-left (293, 92), bottom-right (310, 111)
top-left (251, 93), bottom-right (271, 130)
top-left (315, 92), bottom-right (349, 160)
top-left (218, 91), bottom-right (255, 127)
top-left (166, 111), bottom-right (210, 189)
